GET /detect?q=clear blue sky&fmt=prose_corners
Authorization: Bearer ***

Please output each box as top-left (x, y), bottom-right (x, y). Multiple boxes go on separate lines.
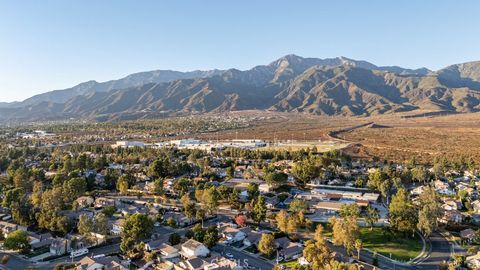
top-left (1, 0), bottom-right (480, 102)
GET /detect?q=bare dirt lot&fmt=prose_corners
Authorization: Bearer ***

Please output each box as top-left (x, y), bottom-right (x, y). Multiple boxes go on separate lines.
top-left (208, 111), bottom-right (480, 164)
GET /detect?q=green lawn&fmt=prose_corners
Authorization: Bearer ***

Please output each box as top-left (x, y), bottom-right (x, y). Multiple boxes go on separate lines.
top-left (281, 260), bottom-right (300, 268)
top-left (314, 223), bottom-right (422, 262)
top-left (359, 227), bottom-right (422, 262)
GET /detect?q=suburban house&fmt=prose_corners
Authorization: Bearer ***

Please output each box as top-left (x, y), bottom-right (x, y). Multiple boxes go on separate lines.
top-left (218, 224), bottom-right (247, 243)
top-left (460, 228), bottom-right (477, 243)
top-left (179, 255), bottom-right (241, 270)
top-left (28, 232), bottom-right (54, 251)
top-left (440, 209), bottom-right (463, 224)
top-left (410, 185), bottom-right (426, 196)
top-left (110, 219), bottom-right (125, 235)
top-left (275, 237), bottom-right (304, 260)
top-left (76, 255), bottom-right (127, 270)
top-left (180, 239), bottom-right (210, 258)
top-left (433, 180), bottom-right (455, 196)
top-left (75, 196), bottom-right (94, 209)
top-left (441, 198), bottom-right (462, 211)
top-left (50, 237), bottom-right (71, 255)
top-left (118, 204), bottom-right (149, 216)
top-left (95, 197), bottom-right (116, 208)
top-left (0, 221), bottom-right (27, 238)
top-left (144, 239), bottom-right (179, 259)
top-left (242, 230), bottom-right (262, 247)
top-left (163, 212), bottom-right (192, 227)
top-left (265, 196), bottom-right (278, 209)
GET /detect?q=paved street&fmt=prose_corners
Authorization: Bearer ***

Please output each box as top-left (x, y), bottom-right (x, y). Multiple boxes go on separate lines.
top-left (212, 244), bottom-right (274, 270)
top-left (415, 232), bottom-right (454, 270)
top-left (0, 253), bottom-right (33, 270)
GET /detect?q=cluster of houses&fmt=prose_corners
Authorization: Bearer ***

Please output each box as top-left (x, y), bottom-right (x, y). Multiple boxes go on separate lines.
top-left (112, 139), bottom-right (268, 151)
top-left (410, 174), bottom-right (480, 226)
top-left (296, 187), bottom-right (380, 215)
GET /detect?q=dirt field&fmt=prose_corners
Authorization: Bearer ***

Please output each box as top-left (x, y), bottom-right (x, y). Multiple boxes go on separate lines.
top-left (341, 113), bottom-right (480, 164)
top-left (206, 111), bottom-right (480, 164)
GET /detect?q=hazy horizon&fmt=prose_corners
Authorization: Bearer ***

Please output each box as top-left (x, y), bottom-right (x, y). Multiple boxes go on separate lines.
top-left (1, 0), bottom-right (480, 102)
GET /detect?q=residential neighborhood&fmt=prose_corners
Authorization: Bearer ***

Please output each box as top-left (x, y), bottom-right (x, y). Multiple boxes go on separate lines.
top-left (0, 125), bottom-right (479, 270)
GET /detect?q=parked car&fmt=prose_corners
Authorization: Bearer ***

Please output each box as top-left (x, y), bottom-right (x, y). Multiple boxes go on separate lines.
top-left (70, 248), bottom-right (89, 258)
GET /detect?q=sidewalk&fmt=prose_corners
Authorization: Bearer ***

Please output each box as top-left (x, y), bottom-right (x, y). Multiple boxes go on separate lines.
top-left (408, 232), bottom-right (429, 264)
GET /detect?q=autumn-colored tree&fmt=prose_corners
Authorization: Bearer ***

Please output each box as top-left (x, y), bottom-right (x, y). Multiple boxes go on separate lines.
top-left (234, 214), bottom-right (247, 227)
top-left (275, 210), bottom-right (288, 232)
top-left (258, 234), bottom-right (276, 257)
top-left (330, 216), bottom-right (359, 256)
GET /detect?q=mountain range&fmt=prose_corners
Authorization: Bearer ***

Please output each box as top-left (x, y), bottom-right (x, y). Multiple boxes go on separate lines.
top-left (2, 54), bottom-right (480, 122)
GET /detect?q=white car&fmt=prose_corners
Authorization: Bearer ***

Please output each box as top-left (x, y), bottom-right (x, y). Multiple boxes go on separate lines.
top-left (70, 248), bottom-right (89, 258)
top-left (225, 252), bottom-right (234, 259)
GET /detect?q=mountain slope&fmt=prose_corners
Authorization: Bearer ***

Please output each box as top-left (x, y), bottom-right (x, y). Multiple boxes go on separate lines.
top-left (9, 69), bottom-right (224, 107)
top-left (1, 55), bottom-right (480, 122)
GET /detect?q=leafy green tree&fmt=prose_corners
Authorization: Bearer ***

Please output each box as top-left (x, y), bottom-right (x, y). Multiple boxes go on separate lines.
top-left (52, 172), bottom-right (67, 186)
top-left (11, 200), bottom-right (34, 226)
top-left (287, 216), bottom-right (298, 235)
top-left (367, 170), bottom-right (388, 191)
top-left (339, 203), bottom-right (359, 219)
top-left (291, 157), bottom-right (320, 185)
top-left (120, 213), bottom-right (154, 258)
top-left (364, 205), bottom-right (380, 230)
top-left (3, 187), bottom-right (25, 208)
top-left (202, 186), bottom-right (219, 215)
top-left (36, 187), bottom-right (70, 234)
top-left (417, 186), bottom-right (441, 237)
top-left (246, 183), bottom-right (259, 201)
top-left (63, 177), bottom-right (87, 200)
top-left (93, 155), bottom-right (108, 170)
top-left (102, 205), bottom-right (117, 217)
top-left (31, 181), bottom-right (43, 208)
top-left (75, 154), bottom-right (88, 170)
top-left (228, 188), bottom-right (240, 209)
top-left (411, 167), bottom-right (429, 183)
top-left (117, 175), bottom-right (130, 194)
top-left (389, 188), bottom-right (417, 236)
top-left (251, 196), bottom-right (267, 225)
top-left (289, 199), bottom-right (309, 214)
top-left (13, 168), bottom-right (31, 192)
top-left (77, 214), bottom-right (93, 236)
top-left (153, 178), bottom-right (164, 196)
top-left (4, 230), bottom-right (29, 252)
top-left (173, 178), bottom-right (190, 197)
top-left (264, 171), bottom-right (288, 188)
top-left (62, 156), bottom-right (73, 173)
top-left (148, 158), bottom-right (171, 178)
top-left (166, 217), bottom-right (177, 227)
top-left (203, 226), bottom-right (219, 248)
top-left (169, 233), bottom-right (181, 245)
top-left (94, 213), bottom-right (109, 236)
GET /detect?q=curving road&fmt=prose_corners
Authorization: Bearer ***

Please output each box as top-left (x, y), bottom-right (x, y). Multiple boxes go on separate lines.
top-left (415, 232), bottom-right (459, 270)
